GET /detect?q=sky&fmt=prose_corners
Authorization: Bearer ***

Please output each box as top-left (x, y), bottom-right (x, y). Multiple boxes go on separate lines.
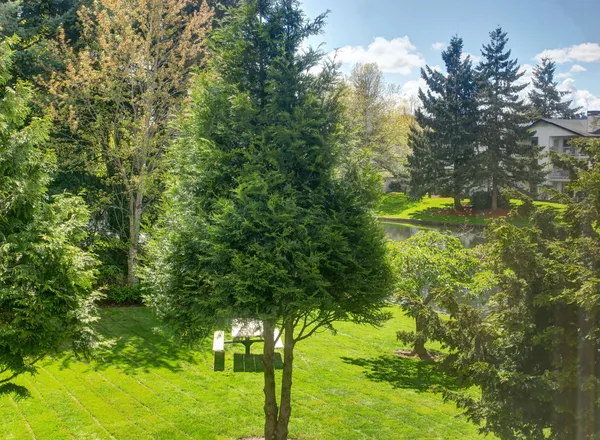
top-left (300, 0), bottom-right (600, 112)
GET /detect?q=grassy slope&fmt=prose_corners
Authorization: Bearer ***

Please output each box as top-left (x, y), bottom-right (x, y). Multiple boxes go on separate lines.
top-left (0, 307), bottom-right (486, 440)
top-left (378, 193), bottom-right (565, 225)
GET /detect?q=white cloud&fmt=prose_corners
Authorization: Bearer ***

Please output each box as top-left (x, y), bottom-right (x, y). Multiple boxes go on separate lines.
top-left (397, 77), bottom-right (428, 112)
top-left (535, 43), bottom-right (600, 64)
top-left (432, 42), bottom-right (446, 51)
top-left (571, 64), bottom-right (587, 72)
top-left (461, 52), bottom-right (481, 64)
top-left (556, 72), bottom-right (572, 79)
top-left (558, 78), bottom-right (600, 112)
top-left (335, 36), bottom-right (426, 75)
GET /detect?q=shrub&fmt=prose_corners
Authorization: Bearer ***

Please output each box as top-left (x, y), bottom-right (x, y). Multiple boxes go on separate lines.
top-left (470, 190), bottom-right (510, 210)
top-left (386, 180), bottom-right (404, 193)
top-left (106, 284), bottom-right (145, 305)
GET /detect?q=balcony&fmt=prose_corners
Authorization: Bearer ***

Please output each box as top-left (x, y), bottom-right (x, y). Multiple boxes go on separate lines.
top-left (549, 170), bottom-right (570, 180)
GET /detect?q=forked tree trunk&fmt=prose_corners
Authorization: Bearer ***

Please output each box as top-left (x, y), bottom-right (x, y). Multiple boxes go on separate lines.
top-left (276, 319), bottom-right (295, 440)
top-left (262, 320), bottom-right (278, 440)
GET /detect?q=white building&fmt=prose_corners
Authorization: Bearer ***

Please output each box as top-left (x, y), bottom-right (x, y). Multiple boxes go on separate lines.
top-left (529, 110), bottom-right (600, 192)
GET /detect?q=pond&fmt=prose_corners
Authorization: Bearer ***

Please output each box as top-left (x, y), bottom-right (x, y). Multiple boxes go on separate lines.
top-left (383, 222), bottom-right (486, 248)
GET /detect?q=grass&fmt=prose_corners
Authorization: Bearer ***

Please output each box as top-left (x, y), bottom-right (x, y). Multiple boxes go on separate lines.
top-left (378, 193), bottom-right (565, 226)
top-left (0, 307), bottom-right (487, 440)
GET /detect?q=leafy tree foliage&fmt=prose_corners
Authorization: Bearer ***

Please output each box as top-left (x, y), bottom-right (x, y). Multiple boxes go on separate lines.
top-left (388, 231), bottom-right (479, 359)
top-left (408, 36), bottom-right (479, 209)
top-left (0, 38), bottom-right (100, 396)
top-left (345, 63), bottom-right (413, 180)
top-left (144, 1), bottom-right (392, 438)
top-left (443, 141), bottom-right (600, 439)
top-left (47, 0), bottom-right (212, 285)
top-left (528, 57), bottom-right (581, 119)
top-left (476, 27), bottom-right (539, 209)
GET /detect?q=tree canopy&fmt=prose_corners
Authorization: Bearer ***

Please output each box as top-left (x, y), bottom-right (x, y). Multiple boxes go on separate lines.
top-left (144, 1), bottom-right (392, 439)
top-left (408, 36), bottom-right (479, 209)
top-left (528, 57), bottom-right (581, 119)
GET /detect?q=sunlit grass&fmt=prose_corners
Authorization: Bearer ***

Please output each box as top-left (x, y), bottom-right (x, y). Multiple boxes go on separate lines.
top-left (378, 193), bottom-right (565, 226)
top-left (0, 307), bottom-right (487, 439)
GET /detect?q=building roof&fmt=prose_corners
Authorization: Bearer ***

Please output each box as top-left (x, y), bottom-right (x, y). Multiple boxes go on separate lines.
top-left (530, 118), bottom-right (600, 137)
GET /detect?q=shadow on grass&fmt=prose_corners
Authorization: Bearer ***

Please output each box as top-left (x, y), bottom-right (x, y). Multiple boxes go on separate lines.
top-left (341, 355), bottom-right (458, 392)
top-left (59, 312), bottom-right (200, 375)
top-left (232, 353), bottom-right (283, 373)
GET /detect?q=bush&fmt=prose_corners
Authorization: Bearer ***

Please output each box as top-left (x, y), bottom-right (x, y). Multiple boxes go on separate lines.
top-left (106, 284), bottom-right (145, 305)
top-left (386, 180), bottom-right (404, 193)
top-left (470, 190), bottom-right (510, 210)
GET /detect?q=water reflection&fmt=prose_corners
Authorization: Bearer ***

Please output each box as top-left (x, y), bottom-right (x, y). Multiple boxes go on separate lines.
top-left (383, 222), bottom-right (486, 248)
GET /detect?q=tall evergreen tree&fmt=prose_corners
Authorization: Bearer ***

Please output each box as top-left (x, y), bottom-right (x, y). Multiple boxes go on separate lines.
top-left (144, 1), bottom-right (392, 439)
top-left (528, 58), bottom-right (581, 119)
top-left (443, 138), bottom-right (600, 438)
top-left (0, 38), bottom-right (101, 396)
top-left (476, 27), bottom-right (535, 209)
top-left (408, 36), bottom-right (479, 209)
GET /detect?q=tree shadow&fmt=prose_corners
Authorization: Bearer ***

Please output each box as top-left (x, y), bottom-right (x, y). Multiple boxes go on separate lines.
top-left (58, 317), bottom-right (204, 375)
top-left (232, 353), bottom-right (283, 373)
top-left (341, 354), bottom-right (458, 392)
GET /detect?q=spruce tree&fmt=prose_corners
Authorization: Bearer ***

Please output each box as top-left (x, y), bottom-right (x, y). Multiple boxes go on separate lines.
top-left (529, 57), bottom-right (581, 119)
top-left (476, 27), bottom-right (535, 209)
top-left (408, 36), bottom-right (478, 209)
top-left (144, 1), bottom-right (392, 439)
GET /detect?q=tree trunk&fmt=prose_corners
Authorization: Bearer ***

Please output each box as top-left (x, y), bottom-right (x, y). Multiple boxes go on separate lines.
top-left (453, 195), bottom-right (462, 211)
top-left (262, 320), bottom-right (278, 440)
top-left (127, 188), bottom-right (143, 285)
top-left (412, 315), bottom-right (431, 360)
top-left (491, 177), bottom-right (498, 211)
top-left (276, 319), bottom-right (295, 440)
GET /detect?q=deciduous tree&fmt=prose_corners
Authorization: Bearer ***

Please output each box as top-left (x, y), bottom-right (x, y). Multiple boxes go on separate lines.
top-left (144, 1), bottom-right (392, 439)
top-left (47, 0), bottom-right (212, 285)
top-left (388, 231), bottom-right (480, 359)
top-left (345, 63), bottom-right (413, 181)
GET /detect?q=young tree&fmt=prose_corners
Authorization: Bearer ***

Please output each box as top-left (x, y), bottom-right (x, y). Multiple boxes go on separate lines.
top-left (47, 0), bottom-right (212, 285)
top-left (528, 57), bottom-right (581, 119)
top-left (476, 27), bottom-right (535, 209)
top-left (144, 1), bottom-right (393, 439)
top-left (346, 62), bottom-right (413, 180)
top-left (0, 38), bottom-right (100, 396)
top-left (387, 231), bottom-right (480, 359)
top-left (408, 36), bottom-right (479, 209)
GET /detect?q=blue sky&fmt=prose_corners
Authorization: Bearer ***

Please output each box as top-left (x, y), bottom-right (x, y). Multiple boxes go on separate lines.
top-left (300, 0), bottom-right (600, 111)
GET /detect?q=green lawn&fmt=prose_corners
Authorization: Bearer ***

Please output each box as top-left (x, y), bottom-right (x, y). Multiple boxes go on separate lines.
top-left (0, 307), bottom-right (486, 440)
top-left (378, 193), bottom-right (565, 226)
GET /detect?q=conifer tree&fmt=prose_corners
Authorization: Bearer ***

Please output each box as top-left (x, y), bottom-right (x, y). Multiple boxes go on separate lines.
top-left (529, 57), bottom-right (581, 119)
top-left (408, 36), bottom-right (478, 209)
top-left (144, 1), bottom-right (392, 439)
top-left (476, 27), bottom-right (535, 209)
top-left (0, 38), bottom-right (101, 396)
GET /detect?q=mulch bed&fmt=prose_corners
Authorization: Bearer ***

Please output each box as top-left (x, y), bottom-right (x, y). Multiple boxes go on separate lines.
top-left (394, 349), bottom-right (442, 361)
